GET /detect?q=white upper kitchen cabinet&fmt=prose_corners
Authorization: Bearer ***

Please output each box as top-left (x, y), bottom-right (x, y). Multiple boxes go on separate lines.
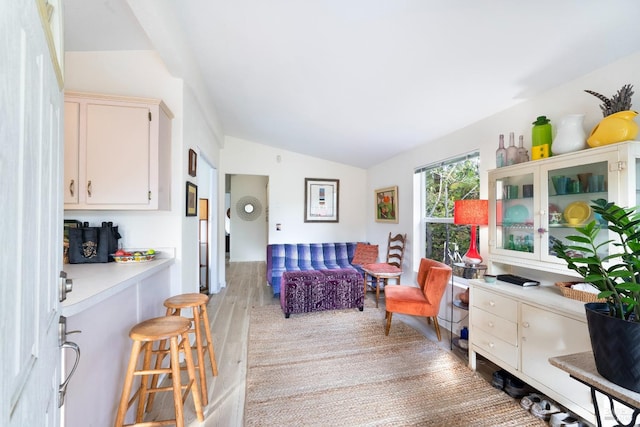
top-left (64, 91), bottom-right (173, 210)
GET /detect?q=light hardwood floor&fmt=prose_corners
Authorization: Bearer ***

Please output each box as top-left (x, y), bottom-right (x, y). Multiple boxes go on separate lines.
top-left (145, 261), bottom-right (494, 426)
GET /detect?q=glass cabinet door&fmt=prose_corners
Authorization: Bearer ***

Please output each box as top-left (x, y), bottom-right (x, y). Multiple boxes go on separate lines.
top-left (494, 172), bottom-right (536, 255)
top-left (614, 142), bottom-right (640, 208)
top-left (634, 156), bottom-right (640, 206)
top-left (543, 159), bottom-right (610, 262)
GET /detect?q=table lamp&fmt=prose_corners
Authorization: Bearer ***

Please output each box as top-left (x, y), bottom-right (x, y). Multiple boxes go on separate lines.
top-left (454, 199), bottom-right (489, 265)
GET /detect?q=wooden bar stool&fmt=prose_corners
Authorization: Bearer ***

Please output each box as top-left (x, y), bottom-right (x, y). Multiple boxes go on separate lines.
top-left (114, 316), bottom-right (204, 427)
top-left (154, 293), bottom-right (218, 407)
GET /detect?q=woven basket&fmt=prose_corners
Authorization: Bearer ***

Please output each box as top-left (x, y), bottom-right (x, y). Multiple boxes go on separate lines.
top-left (555, 281), bottom-right (606, 303)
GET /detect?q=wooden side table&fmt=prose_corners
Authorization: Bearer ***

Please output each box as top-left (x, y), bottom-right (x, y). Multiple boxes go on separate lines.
top-left (362, 263), bottom-right (402, 308)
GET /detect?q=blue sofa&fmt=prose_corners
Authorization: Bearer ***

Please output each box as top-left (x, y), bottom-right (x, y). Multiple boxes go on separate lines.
top-left (266, 242), bottom-right (364, 296)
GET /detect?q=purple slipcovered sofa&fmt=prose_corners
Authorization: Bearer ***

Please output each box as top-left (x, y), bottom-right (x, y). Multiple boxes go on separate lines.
top-left (266, 242), bottom-right (364, 296)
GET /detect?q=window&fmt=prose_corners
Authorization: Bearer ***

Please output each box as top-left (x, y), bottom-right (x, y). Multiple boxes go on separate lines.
top-left (415, 152), bottom-right (480, 264)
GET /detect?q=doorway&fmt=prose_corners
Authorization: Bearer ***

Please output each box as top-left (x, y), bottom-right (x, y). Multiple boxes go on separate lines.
top-left (199, 198), bottom-right (210, 293)
top-left (198, 155), bottom-right (218, 294)
top-left (225, 174), bottom-right (268, 262)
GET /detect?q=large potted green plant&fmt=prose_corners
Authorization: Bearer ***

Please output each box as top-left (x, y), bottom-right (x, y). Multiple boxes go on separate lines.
top-left (554, 198), bottom-right (640, 392)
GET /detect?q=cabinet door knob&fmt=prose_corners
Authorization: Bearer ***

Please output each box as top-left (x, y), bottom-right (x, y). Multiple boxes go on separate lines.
top-left (87, 180), bottom-right (92, 197)
top-left (69, 179), bottom-right (75, 197)
top-left (488, 321), bottom-right (494, 328)
top-left (523, 321), bottom-right (530, 328)
top-left (489, 301), bottom-right (495, 307)
top-left (489, 342), bottom-right (495, 348)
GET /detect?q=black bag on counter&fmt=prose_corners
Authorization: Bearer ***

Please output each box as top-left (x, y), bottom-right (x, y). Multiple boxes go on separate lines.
top-left (68, 222), bottom-right (121, 264)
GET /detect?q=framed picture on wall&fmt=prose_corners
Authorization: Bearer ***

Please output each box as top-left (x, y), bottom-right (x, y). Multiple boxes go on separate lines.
top-left (186, 181), bottom-right (198, 216)
top-left (304, 178), bottom-right (339, 222)
top-left (375, 186), bottom-right (398, 223)
top-left (188, 149), bottom-right (197, 177)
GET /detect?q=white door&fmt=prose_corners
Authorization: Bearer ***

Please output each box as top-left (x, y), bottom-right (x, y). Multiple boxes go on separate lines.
top-left (1, 2), bottom-right (63, 426)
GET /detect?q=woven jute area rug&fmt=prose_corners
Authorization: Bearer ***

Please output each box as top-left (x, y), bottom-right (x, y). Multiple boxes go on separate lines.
top-left (245, 301), bottom-right (545, 426)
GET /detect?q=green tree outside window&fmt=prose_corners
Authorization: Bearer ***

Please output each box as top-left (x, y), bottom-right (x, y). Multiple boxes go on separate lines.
top-left (420, 155), bottom-right (480, 263)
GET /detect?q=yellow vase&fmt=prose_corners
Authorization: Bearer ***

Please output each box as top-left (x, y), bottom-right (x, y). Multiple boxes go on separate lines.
top-left (587, 110), bottom-right (639, 147)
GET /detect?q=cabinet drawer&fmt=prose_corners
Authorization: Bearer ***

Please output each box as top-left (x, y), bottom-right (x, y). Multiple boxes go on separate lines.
top-left (472, 287), bottom-right (518, 320)
top-left (472, 308), bottom-right (518, 345)
top-left (472, 327), bottom-right (518, 369)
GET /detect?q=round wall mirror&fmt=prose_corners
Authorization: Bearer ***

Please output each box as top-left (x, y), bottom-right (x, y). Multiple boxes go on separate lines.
top-left (236, 196), bottom-right (262, 221)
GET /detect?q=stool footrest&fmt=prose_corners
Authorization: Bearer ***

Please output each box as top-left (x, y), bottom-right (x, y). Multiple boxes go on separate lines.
top-left (123, 420), bottom-right (177, 426)
top-left (133, 368), bottom-right (172, 376)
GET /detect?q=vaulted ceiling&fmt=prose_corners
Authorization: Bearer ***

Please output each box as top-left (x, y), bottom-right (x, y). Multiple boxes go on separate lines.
top-left (64, 0), bottom-right (640, 168)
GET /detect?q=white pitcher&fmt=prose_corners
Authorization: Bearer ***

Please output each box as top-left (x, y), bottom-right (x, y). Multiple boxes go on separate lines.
top-left (552, 114), bottom-right (587, 155)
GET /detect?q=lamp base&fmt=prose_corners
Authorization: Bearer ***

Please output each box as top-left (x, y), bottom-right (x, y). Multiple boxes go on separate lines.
top-left (461, 254), bottom-right (482, 265)
top-left (452, 263), bottom-right (487, 279)
top-left (462, 224), bottom-right (482, 266)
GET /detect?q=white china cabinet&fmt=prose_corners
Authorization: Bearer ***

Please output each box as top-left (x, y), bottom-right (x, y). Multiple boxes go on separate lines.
top-left (64, 91), bottom-right (173, 210)
top-left (488, 141), bottom-right (640, 275)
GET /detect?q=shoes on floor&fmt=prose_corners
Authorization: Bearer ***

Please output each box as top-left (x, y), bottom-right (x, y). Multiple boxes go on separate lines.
top-left (520, 393), bottom-right (543, 411)
top-left (504, 376), bottom-right (528, 398)
top-left (549, 412), bottom-right (580, 427)
top-left (491, 369), bottom-right (508, 389)
top-left (531, 399), bottom-right (561, 421)
top-left (491, 369), bottom-right (529, 398)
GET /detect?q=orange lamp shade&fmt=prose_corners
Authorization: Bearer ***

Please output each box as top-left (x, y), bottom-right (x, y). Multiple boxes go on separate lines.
top-left (454, 199), bottom-right (489, 226)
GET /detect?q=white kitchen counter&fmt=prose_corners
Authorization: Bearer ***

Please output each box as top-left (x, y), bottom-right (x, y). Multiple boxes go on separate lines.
top-left (61, 255), bottom-right (176, 427)
top-left (61, 258), bottom-right (174, 317)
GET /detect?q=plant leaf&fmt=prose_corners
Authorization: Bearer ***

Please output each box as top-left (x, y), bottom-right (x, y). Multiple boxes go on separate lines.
top-left (565, 235), bottom-right (592, 244)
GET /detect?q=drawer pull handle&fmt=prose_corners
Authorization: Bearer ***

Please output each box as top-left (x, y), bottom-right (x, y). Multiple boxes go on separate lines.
top-left (488, 321), bottom-right (494, 328)
top-left (489, 301), bottom-right (495, 307)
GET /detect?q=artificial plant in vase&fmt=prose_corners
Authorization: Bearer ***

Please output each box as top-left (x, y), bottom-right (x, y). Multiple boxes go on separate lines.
top-left (584, 84), bottom-right (638, 147)
top-left (585, 84), bottom-right (634, 117)
top-left (554, 198), bottom-right (640, 392)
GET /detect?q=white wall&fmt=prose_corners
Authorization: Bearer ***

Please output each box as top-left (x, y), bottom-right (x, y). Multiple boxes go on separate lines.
top-left (64, 50), bottom-right (222, 295)
top-left (221, 136), bottom-right (367, 241)
top-left (182, 86), bottom-right (222, 292)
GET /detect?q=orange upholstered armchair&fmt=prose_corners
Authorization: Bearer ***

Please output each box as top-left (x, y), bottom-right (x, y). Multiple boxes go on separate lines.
top-left (384, 258), bottom-right (452, 340)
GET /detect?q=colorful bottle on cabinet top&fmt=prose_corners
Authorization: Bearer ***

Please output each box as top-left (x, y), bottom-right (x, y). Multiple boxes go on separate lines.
top-left (516, 135), bottom-right (529, 163)
top-left (496, 134), bottom-right (506, 168)
top-left (531, 116), bottom-right (552, 160)
top-left (506, 132), bottom-right (518, 166)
